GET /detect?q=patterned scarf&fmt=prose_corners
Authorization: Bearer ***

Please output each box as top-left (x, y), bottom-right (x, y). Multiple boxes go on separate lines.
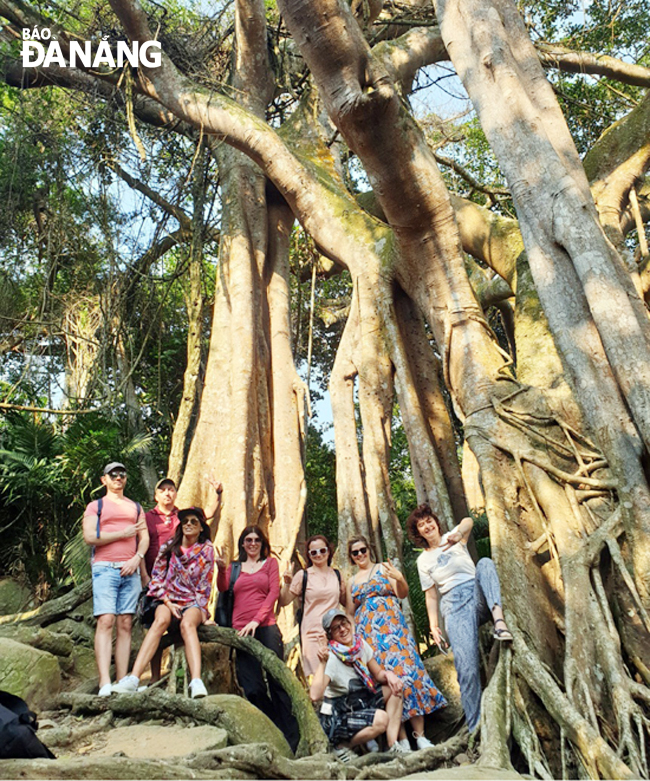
top-left (329, 634), bottom-right (377, 693)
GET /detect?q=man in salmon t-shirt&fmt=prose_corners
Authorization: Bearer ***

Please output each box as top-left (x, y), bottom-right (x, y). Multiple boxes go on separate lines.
top-left (83, 462), bottom-right (149, 697)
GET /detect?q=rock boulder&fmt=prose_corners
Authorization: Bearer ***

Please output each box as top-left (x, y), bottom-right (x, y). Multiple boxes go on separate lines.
top-left (0, 637), bottom-right (61, 710)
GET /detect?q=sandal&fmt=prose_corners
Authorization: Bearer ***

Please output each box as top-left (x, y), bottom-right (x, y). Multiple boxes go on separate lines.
top-left (493, 618), bottom-right (513, 641)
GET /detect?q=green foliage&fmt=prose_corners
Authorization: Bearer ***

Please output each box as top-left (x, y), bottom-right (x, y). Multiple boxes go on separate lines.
top-left (304, 425), bottom-right (338, 544)
top-left (0, 411), bottom-right (156, 592)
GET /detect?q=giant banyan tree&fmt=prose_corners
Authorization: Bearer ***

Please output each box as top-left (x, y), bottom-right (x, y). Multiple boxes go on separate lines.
top-left (1, 0), bottom-right (650, 775)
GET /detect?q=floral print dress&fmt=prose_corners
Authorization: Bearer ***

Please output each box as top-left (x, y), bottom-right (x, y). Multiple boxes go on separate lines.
top-left (351, 565), bottom-right (447, 720)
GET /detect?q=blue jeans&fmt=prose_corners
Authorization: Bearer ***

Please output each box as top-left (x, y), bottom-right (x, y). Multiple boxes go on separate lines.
top-left (440, 558), bottom-right (503, 732)
top-left (92, 563), bottom-right (141, 616)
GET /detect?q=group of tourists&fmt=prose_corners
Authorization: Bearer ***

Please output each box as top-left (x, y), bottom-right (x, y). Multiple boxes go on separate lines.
top-left (84, 460), bottom-right (512, 759)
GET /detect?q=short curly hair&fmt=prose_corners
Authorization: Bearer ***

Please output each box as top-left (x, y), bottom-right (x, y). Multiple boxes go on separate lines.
top-left (406, 504), bottom-right (441, 549)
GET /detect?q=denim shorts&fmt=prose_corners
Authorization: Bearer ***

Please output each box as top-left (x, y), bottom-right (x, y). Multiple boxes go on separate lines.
top-left (92, 563), bottom-right (142, 616)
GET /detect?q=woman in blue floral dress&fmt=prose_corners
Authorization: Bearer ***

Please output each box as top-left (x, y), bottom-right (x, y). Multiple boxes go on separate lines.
top-left (347, 536), bottom-right (446, 750)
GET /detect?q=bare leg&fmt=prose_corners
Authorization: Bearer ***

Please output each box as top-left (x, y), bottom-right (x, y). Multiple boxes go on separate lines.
top-left (349, 710), bottom-right (389, 747)
top-left (180, 608), bottom-right (203, 680)
top-left (131, 606), bottom-right (173, 678)
top-left (150, 646), bottom-right (163, 683)
top-left (410, 714), bottom-right (424, 737)
top-left (382, 685), bottom-right (403, 748)
top-left (492, 604), bottom-right (509, 627)
top-left (95, 614), bottom-right (115, 687)
top-left (114, 614), bottom-right (133, 682)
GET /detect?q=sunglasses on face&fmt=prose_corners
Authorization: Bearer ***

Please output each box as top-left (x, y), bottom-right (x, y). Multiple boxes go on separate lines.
top-left (182, 518), bottom-right (200, 527)
top-left (108, 470), bottom-right (127, 479)
top-left (330, 621), bottom-right (349, 634)
top-left (244, 536), bottom-right (261, 544)
top-left (309, 547), bottom-right (328, 557)
top-left (351, 547), bottom-right (368, 557)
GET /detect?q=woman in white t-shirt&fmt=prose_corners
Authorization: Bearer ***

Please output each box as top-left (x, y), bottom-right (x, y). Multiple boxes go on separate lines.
top-left (407, 504), bottom-right (512, 733)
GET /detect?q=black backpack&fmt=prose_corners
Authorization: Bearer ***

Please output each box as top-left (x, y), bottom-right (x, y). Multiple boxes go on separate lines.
top-left (215, 561), bottom-right (242, 627)
top-left (0, 690), bottom-right (55, 759)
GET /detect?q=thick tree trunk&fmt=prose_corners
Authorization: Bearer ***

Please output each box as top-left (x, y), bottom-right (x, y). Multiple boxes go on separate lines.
top-left (432, 0), bottom-right (650, 607)
top-left (168, 145), bottom-right (209, 483)
top-left (275, 0), bottom-right (650, 774)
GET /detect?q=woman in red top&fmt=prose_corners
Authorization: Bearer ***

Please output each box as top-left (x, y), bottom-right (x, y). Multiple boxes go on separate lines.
top-left (216, 525), bottom-right (299, 752)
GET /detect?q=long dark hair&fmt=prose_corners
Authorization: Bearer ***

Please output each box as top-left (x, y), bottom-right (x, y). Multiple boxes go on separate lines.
top-left (236, 525), bottom-right (271, 562)
top-left (162, 508), bottom-right (211, 567)
top-left (305, 534), bottom-right (334, 567)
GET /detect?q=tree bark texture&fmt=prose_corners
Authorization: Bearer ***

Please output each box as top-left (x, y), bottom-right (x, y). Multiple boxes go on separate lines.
top-left (5, 0), bottom-right (650, 774)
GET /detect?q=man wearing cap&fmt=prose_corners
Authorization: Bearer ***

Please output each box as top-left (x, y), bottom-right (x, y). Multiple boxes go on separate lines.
top-left (311, 608), bottom-right (405, 761)
top-left (142, 475), bottom-right (224, 585)
top-left (82, 462), bottom-right (149, 697)
top-left (142, 478), bottom-right (180, 583)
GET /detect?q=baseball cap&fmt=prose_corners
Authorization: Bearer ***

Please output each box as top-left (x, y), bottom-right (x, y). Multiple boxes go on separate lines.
top-left (104, 461), bottom-right (126, 474)
top-left (155, 477), bottom-right (177, 491)
top-left (322, 608), bottom-right (348, 632)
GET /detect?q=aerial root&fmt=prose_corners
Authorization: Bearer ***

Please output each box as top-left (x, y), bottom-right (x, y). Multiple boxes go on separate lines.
top-left (511, 681), bottom-right (554, 780)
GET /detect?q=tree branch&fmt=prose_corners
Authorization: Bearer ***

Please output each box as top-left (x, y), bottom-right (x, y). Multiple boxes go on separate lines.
top-left (108, 161), bottom-right (192, 229)
top-left (536, 41), bottom-right (650, 88)
top-left (373, 25), bottom-right (447, 94)
top-left (434, 151), bottom-right (510, 197)
top-left (0, 581), bottom-right (92, 627)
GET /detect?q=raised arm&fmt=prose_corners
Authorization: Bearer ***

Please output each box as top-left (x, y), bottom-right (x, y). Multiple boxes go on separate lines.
top-left (279, 564), bottom-right (298, 607)
top-left (442, 516), bottom-right (473, 549)
top-left (381, 560), bottom-right (409, 599)
top-left (310, 644), bottom-right (331, 702)
top-left (204, 476), bottom-right (223, 541)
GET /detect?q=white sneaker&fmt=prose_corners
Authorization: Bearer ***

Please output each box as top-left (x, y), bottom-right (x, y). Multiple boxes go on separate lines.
top-left (388, 742), bottom-right (410, 755)
top-left (415, 734), bottom-right (434, 749)
top-left (398, 738), bottom-right (412, 751)
top-left (112, 675), bottom-right (140, 694)
top-left (366, 739), bottom-right (380, 753)
top-left (97, 683), bottom-right (113, 697)
top-left (189, 678), bottom-right (208, 699)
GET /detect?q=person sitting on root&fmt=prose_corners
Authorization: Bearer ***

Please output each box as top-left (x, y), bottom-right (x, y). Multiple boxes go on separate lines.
top-left (311, 608), bottom-right (405, 762)
top-left (407, 504), bottom-right (512, 734)
top-left (112, 507), bottom-right (214, 699)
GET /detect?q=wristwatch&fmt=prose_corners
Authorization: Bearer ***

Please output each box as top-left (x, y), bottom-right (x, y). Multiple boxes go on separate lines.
top-left (136, 552), bottom-right (144, 560)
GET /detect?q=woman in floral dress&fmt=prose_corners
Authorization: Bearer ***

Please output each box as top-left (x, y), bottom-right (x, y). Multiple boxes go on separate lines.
top-left (347, 536), bottom-right (446, 750)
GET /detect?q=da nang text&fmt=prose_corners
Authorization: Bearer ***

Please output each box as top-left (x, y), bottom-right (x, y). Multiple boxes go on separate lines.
top-left (22, 29), bottom-right (162, 68)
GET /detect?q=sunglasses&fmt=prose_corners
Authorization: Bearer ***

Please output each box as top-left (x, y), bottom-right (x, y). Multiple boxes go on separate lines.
top-left (244, 536), bottom-right (261, 544)
top-left (350, 547), bottom-right (368, 557)
top-left (108, 470), bottom-right (127, 479)
top-left (182, 517), bottom-right (200, 526)
top-left (309, 547), bottom-right (328, 557)
top-left (330, 620), bottom-right (349, 633)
